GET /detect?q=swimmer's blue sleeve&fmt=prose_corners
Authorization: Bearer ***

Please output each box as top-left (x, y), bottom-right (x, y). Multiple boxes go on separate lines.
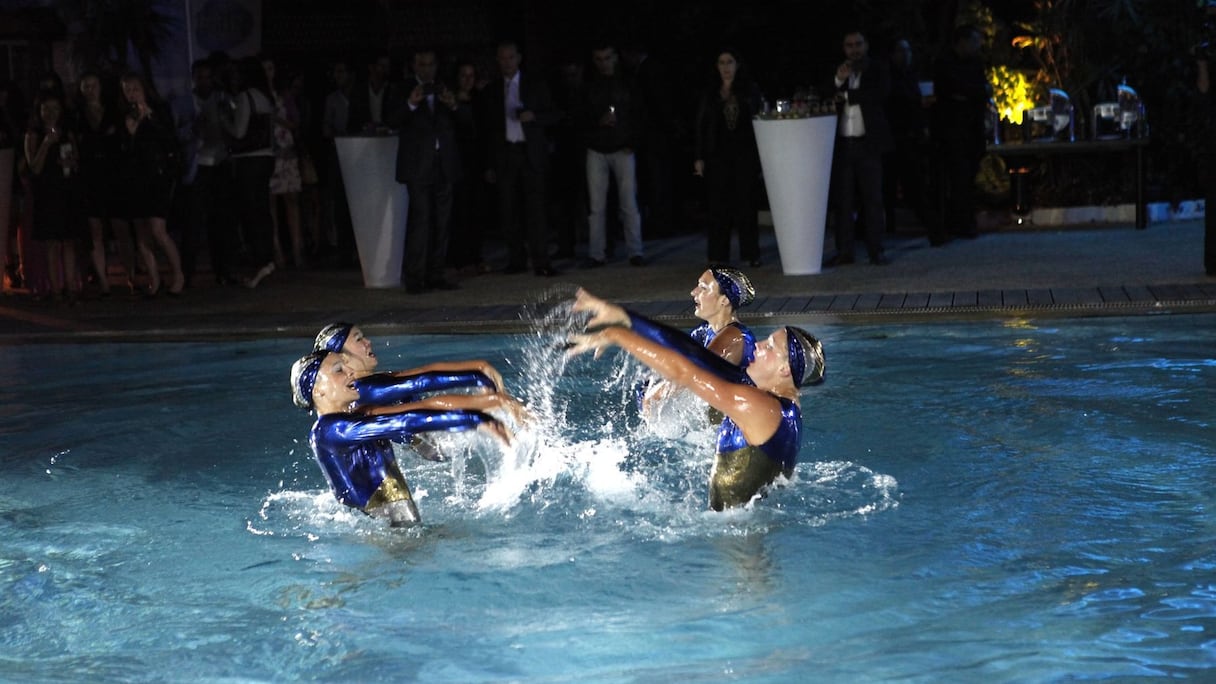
top-left (626, 311), bottom-right (750, 385)
top-left (311, 409), bottom-right (493, 509)
top-left (326, 408), bottom-right (491, 443)
top-left (355, 371), bottom-right (493, 407)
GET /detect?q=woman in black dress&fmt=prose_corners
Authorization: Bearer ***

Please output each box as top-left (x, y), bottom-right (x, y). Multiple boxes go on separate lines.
top-left (221, 57), bottom-right (277, 288)
top-left (118, 71), bottom-right (184, 296)
top-left (693, 49), bottom-right (765, 267)
top-left (75, 72), bottom-right (135, 295)
top-left (23, 90), bottom-right (83, 301)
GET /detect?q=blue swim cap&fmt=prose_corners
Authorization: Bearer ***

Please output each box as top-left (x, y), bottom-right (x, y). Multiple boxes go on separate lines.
top-left (710, 267), bottom-right (755, 309)
top-left (785, 326), bottom-right (824, 388)
top-left (314, 322), bottom-right (354, 354)
top-left (291, 351), bottom-right (327, 409)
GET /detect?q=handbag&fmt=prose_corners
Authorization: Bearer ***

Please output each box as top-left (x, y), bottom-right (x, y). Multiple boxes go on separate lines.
top-left (229, 91), bottom-right (272, 154)
top-left (299, 151), bottom-right (319, 185)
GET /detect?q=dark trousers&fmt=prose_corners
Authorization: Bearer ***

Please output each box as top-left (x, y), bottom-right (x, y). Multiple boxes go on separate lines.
top-left (884, 136), bottom-right (941, 241)
top-left (181, 162), bottom-right (235, 282)
top-left (938, 136), bottom-right (983, 236)
top-left (322, 142), bottom-right (355, 263)
top-left (832, 137), bottom-right (886, 260)
top-left (448, 175), bottom-right (486, 267)
top-left (1203, 157), bottom-right (1216, 274)
top-left (704, 154), bottom-right (759, 263)
top-left (638, 134), bottom-right (675, 236)
top-left (549, 142), bottom-right (587, 258)
top-left (403, 166), bottom-right (453, 288)
top-left (498, 143), bottom-right (550, 269)
top-left (232, 155), bottom-right (275, 267)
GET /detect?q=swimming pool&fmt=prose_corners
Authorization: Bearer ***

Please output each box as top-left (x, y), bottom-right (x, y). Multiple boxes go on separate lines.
top-left (2, 312), bottom-right (1214, 682)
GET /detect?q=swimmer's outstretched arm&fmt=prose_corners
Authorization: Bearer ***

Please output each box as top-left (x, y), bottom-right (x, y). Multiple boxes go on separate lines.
top-left (568, 316), bottom-right (784, 446)
top-left (623, 312), bottom-right (751, 384)
top-left (388, 360), bottom-right (505, 393)
top-left (573, 289), bottom-right (747, 381)
top-left (356, 370), bottom-right (496, 406)
top-left (320, 407), bottom-right (512, 447)
top-left (361, 392), bottom-right (530, 428)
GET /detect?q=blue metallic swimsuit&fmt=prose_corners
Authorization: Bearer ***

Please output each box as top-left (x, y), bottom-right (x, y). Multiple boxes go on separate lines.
top-left (636, 321), bottom-right (756, 409)
top-left (354, 370), bottom-right (492, 407)
top-left (310, 409), bottom-right (489, 512)
top-left (710, 399), bottom-right (801, 510)
top-left (629, 312), bottom-right (803, 510)
top-left (689, 321), bottom-right (757, 368)
top-left (688, 321), bottom-right (757, 426)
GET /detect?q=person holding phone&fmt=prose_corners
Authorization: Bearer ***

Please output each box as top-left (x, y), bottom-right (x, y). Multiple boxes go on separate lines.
top-left (388, 48), bottom-right (463, 294)
top-left (477, 40), bottom-right (561, 277)
top-left (24, 89), bottom-right (83, 301)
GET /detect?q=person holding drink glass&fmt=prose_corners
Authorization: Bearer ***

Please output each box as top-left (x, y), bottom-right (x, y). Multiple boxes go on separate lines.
top-left (24, 89), bottom-right (83, 302)
top-left (577, 42), bottom-right (646, 268)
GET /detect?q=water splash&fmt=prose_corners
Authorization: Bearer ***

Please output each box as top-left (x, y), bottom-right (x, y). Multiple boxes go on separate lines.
top-left (45, 450), bottom-right (73, 478)
top-left (255, 288), bottom-right (899, 537)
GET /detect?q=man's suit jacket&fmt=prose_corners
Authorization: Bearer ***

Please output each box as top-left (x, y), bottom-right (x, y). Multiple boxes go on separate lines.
top-left (478, 70), bottom-right (560, 172)
top-left (389, 85), bottom-right (463, 184)
top-left (347, 80), bottom-right (399, 133)
top-left (833, 57), bottom-right (894, 153)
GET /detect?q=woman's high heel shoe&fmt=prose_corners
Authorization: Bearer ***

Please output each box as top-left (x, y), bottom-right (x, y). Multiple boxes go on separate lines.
top-left (244, 262), bottom-right (276, 289)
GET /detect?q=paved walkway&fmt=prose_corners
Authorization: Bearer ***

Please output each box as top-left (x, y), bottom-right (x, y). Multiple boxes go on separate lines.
top-left (1, 219), bottom-right (1214, 343)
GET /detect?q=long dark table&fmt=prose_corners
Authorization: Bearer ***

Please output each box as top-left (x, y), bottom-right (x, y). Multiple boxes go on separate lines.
top-left (986, 137), bottom-right (1151, 228)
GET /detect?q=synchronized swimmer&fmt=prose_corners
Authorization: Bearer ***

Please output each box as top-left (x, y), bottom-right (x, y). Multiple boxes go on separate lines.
top-left (568, 288), bottom-right (824, 511)
top-left (641, 266), bottom-right (758, 419)
top-left (292, 322), bottom-right (526, 526)
top-left (290, 278), bottom-right (825, 521)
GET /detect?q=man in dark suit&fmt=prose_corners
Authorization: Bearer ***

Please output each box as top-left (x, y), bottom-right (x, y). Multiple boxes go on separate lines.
top-left (479, 40), bottom-right (560, 277)
top-left (348, 53), bottom-right (395, 134)
top-left (932, 24), bottom-right (988, 241)
top-left (622, 42), bottom-right (679, 238)
top-left (390, 48), bottom-right (462, 293)
top-left (826, 30), bottom-right (893, 266)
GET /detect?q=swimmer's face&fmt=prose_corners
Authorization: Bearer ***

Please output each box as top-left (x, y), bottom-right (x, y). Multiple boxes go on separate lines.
top-left (749, 328), bottom-right (791, 389)
top-left (312, 352), bottom-right (359, 408)
top-left (691, 270), bottom-right (729, 320)
top-left (342, 326), bottom-right (376, 372)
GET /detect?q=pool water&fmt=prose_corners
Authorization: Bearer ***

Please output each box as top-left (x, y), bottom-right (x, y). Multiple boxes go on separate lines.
top-left (1, 312), bottom-right (1214, 682)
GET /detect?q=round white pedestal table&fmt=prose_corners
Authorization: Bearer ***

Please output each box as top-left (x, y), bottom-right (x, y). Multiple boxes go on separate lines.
top-left (753, 114), bottom-right (837, 275)
top-left (335, 134), bottom-right (409, 288)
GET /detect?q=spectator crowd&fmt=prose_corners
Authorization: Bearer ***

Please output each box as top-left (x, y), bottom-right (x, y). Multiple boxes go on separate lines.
top-left (0, 29), bottom-right (990, 302)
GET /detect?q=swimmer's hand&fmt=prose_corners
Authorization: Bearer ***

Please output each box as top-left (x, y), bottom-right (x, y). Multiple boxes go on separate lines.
top-left (564, 330), bottom-right (617, 360)
top-left (496, 393), bottom-right (533, 426)
top-left (573, 288), bottom-right (630, 330)
top-left (479, 418), bottom-right (514, 446)
top-left (478, 362), bottom-right (506, 393)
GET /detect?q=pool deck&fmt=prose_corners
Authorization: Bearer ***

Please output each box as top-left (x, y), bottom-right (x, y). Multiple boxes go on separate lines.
top-left (2, 218), bottom-right (1214, 343)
